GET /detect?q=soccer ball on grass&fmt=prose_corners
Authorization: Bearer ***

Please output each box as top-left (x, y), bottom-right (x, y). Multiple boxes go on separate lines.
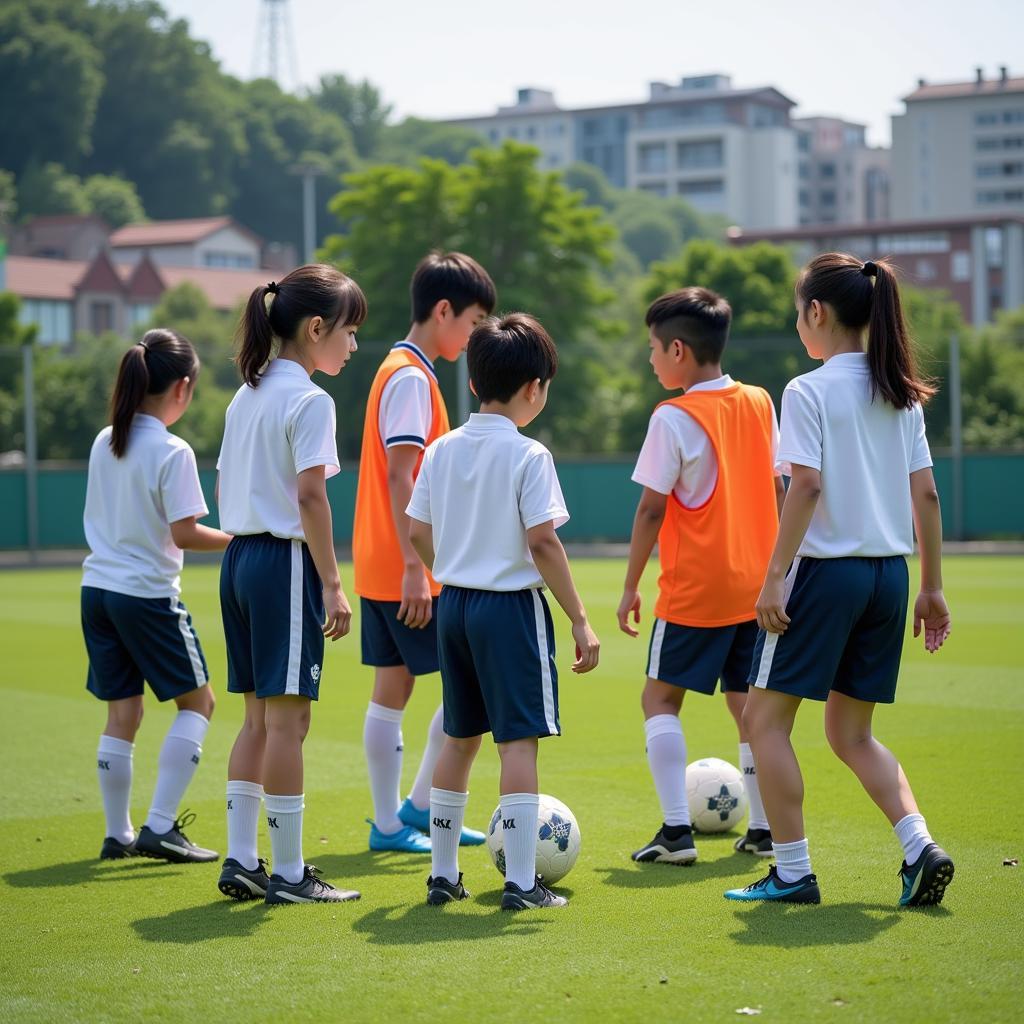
top-left (485, 793), bottom-right (581, 884)
top-left (686, 757), bottom-right (748, 833)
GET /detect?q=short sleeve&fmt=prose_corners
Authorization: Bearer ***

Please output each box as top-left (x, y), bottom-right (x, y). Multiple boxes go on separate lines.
top-left (909, 403), bottom-right (933, 473)
top-left (768, 394), bottom-right (783, 477)
top-left (161, 445), bottom-right (209, 524)
top-left (290, 392), bottom-right (340, 478)
top-left (631, 407), bottom-right (684, 495)
top-left (519, 449), bottom-right (570, 530)
top-left (406, 448), bottom-right (432, 524)
top-left (777, 383), bottom-right (823, 474)
top-left (379, 369), bottom-right (432, 449)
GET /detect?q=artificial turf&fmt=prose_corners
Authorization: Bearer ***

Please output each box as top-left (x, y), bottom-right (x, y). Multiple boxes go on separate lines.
top-left (0, 558), bottom-right (1021, 1023)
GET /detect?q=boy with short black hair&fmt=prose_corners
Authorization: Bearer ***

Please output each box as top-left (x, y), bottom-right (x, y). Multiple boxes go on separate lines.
top-left (617, 287), bottom-right (784, 865)
top-left (352, 251), bottom-right (496, 853)
top-left (407, 313), bottom-right (600, 910)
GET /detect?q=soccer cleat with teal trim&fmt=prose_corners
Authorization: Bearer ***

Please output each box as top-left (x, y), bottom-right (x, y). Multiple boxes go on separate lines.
top-left (367, 819), bottom-right (432, 853)
top-left (724, 864), bottom-right (821, 903)
top-left (899, 843), bottom-right (954, 907)
top-left (398, 797), bottom-right (486, 846)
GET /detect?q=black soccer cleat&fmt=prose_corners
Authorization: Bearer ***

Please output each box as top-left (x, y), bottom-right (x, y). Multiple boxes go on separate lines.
top-left (900, 843), bottom-right (955, 907)
top-left (264, 864), bottom-right (361, 904)
top-left (501, 876), bottom-right (568, 911)
top-left (135, 811), bottom-right (218, 864)
top-left (218, 857), bottom-right (271, 901)
top-left (100, 834), bottom-right (137, 860)
top-left (632, 825), bottom-right (698, 865)
top-left (734, 827), bottom-right (774, 857)
top-left (426, 872), bottom-right (471, 905)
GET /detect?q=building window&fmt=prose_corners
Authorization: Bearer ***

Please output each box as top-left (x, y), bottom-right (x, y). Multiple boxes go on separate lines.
top-left (914, 259), bottom-right (937, 281)
top-left (89, 301), bottom-right (114, 334)
top-left (637, 142), bottom-right (668, 174)
top-left (820, 189), bottom-right (836, 206)
top-left (203, 251), bottom-right (256, 269)
top-left (582, 119), bottom-right (601, 138)
top-left (820, 162), bottom-right (836, 179)
top-left (639, 181), bottom-right (668, 197)
top-left (127, 303), bottom-right (155, 327)
top-left (18, 299), bottom-right (73, 345)
top-left (676, 138), bottom-right (723, 170)
top-left (875, 232), bottom-right (950, 253)
top-left (985, 227), bottom-right (1004, 267)
top-left (526, 124), bottom-right (537, 139)
top-left (977, 188), bottom-right (1024, 204)
top-left (677, 179), bottom-right (725, 196)
top-left (488, 128), bottom-right (499, 142)
top-left (1003, 110), bottom-right (1024, 123)
top-left (975, 112), bottom-right (1000, 126)
top-left (951, 251), bottom-right (971, 281)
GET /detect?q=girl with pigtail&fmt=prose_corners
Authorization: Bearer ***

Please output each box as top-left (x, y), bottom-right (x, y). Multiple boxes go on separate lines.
top-left (216, 264), bottom-right (366, 905)
top-left (82, 328), bottom-right (230, 865)
top-left (726, 253), bottom-right (954, 908)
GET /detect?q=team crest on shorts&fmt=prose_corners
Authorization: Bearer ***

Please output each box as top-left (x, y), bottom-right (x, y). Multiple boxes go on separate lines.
top-left (310, 664), bottom-right (321, 682)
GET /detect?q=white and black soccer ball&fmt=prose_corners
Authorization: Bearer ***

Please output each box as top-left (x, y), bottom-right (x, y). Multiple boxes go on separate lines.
top-left (485, 793), bottom-right (581, 885)
top-left (686, 757), bottom-right (748, 833)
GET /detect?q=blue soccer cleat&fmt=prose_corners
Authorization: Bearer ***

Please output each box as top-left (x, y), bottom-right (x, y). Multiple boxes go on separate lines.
top-left (724, 865), bottom-right (821, 903)
top-left (367, 819), bottom-right (432, 854)
top-left (899, 843), bottom-right (954, 907)
top-left (398, 797), bottom-right (486, 847)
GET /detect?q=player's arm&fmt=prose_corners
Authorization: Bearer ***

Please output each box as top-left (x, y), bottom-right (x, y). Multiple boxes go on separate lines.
top-left (386, 445), bottom-right (432, 629)
top-left (297, 465), bottom-right (350, 641)
top-left (169, 517), bottom-right (231, 551)
top-left (774, 476), bottom-right (786, 519)
top-left (755, 463), bottom-right (821, 634)
top-left (910, 466), bottom-right (951, 653)
top-left (527, 520), bottom-right (599, 673)
top-left (408, 518), bottom-right (435, 572)
top-left (617, 487), bottom-right (667, 637)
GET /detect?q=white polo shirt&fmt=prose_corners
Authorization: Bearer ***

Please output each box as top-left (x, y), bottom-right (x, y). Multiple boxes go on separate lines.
top-left (406, 413), bottom-right (569, 591)
top-left (217, 358), bottom-right (340, 540)
top-left (82, 415), bottom-right (208, 598)
top-left (378, 342), bottom-right (435, 450)
top-left (631, 375), bottom-right (781, 507)
top-left (778, 352), bottom-right (933, 558)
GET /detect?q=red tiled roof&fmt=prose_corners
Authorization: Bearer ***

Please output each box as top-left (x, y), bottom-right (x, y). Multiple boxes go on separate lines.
top-left (6, 256), bottom-right (88, 301)
top-left (108, 216), bottom-right (249, 247)
top-left (76, 249), bottom-right (124, 294)
top-left (159, 265), bottom-right (270, 310)
top-left (904, 77), bottom-right (1024, 101)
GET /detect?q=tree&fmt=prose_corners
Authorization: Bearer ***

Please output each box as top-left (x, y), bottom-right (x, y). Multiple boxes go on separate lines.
top-left (81, 174), bottom-right (145, 228)
top-left (16, 162), bottom-right (88, 219)
top-left (0, 169), bottom-right (16, 224)
top-left (376, 118), bottom-right (487, 167)
top-left (314, 74), bottom-right (393, 159)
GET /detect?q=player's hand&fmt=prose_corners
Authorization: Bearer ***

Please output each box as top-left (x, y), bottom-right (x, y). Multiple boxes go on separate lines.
top-left (323, 584), bottom-right (352, 640)
top-left (571, 619), bottom-right (600, 674)
top-left (914, 589), bottom-right (951, 653)
top-left (397, 563), bottom-right (432, 629)
top-left (616, 588), bottom-right (642, 637)
top-left (755, 575), bottom-right (791, 634)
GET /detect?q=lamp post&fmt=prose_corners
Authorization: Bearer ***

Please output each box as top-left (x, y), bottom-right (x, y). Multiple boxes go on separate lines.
top-left (289, 162), bottom-right (327, 263)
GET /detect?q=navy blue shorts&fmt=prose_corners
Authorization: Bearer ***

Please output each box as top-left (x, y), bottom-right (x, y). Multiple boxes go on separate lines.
top-left (647, 618), bottom-right (757, 694)
top-left (360, 597), bottom-right (440, 676)
top-left (82, 586), bottom-right (209, 702)
top-left (220, 534), bottom-right (325, 700)
top-left (749, 555), bottom-right (909, 704)
top-left (437, 586), bottom-right (559, 743)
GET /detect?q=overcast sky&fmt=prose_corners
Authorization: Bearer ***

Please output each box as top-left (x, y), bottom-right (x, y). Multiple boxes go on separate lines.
top-left (163, 0), bottom-right (1022, 147)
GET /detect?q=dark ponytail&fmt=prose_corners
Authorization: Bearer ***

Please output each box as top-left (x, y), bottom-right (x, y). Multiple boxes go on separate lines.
top-left (236, 263), bottom-right (368, 387)
top-left (796, 252), bottom-right (935, 409)
top-left (109, 328), bottom-right (199, 458)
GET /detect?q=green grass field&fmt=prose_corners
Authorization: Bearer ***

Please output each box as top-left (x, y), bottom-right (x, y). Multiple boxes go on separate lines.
top-left (1, 558), bottom-right (1022, 1023)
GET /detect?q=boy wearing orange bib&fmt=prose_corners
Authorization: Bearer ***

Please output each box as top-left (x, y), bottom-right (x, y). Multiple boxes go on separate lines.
top-left (617, 288), bottom-right (785, 865)
top-left (353, 252), bottom-right (495, 853)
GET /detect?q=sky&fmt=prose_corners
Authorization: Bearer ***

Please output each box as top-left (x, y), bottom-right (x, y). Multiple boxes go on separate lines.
top-left (162, 0), bottom-right (1022, 147)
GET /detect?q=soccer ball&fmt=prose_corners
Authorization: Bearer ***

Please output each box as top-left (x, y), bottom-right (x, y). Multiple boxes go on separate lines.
top-left (485, 794), bottom-right (581, 885)
top-left (686, 757), bottom-right (748, 833)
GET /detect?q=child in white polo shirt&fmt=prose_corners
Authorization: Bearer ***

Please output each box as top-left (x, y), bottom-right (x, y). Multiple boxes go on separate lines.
top-left (407, 313), bottom-right (600, 911)
top-left (726, 253), bottom-right (954, 908)
top-left (82, 328), bottom-right (231, 864)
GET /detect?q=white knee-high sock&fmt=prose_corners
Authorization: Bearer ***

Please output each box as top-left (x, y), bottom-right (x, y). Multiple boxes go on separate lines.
top-left (501, 792), bottom-right (540, 891)
top-left (364, 702), bottom-right (404, 834)
top-left (409, 704), bottom-right (446, 811)
top-left (739, 742), bottom-right (769, 831)
top-left (146, 709), bottom-right (209, 833)
top-left (265, 793), bottom-right (304, 884)
top-left (430, 787), bottom-right (467, 883)
top-left (226, 780), bottom-right (264, 870)
top-left (645, 715), bottom-right (690, 827)
top-left (773, 838), bottom-right (812, 882)
top-left (97, 735), bottom-right (134, 844)
top-left (894, 813), bottom-right (933, 864)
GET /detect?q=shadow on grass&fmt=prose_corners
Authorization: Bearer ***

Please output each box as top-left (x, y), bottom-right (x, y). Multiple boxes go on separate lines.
top-left (133, 899), bottom-right (269, 943)
top-left (351, 899), bottom-right (560, 945)
top-left (310, 849), bottom-right (426, 879)
top-left (4, 858), bottom-right (180, 889)
top-left (728, 900), bottom-right (949, 947)
top-left (594, 853), bottom-right (760, 887)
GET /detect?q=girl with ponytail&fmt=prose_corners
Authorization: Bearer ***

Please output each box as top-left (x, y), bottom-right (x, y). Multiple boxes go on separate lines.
top-left (216, 264), bottom-right (367, 905)
top-left (83, 328), bottom-right (231, 866)
top-left (724, 253), bottom-right (954, 909)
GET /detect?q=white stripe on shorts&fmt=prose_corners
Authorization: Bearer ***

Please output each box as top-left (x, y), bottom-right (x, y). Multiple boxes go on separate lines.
top-left (647, 618), bottom-right (667, 680)
top-left (531, 590), bottom-right (558, 735)
top-left (753, 556), bottom-right (802, 689)
top-left (171, 599), bottom-right (207, 689)
top-left (285, 540), bottom-right (303, 696)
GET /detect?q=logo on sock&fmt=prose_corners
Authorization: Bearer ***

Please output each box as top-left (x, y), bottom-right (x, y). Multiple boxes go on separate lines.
top-left (191, 753), bottom-right (200, 765)
top-left (432, 817), bottom-right (452, 830)
top-left (744, 766), bottom-right (756, 775)
top-left (267, 816), bottom-right (279, 829)
top-left (310, 664), bottom-right (321, 682)
top-left (226, 799), bottom-right (233, 810)
top-left (503, 818), bottom-right (516, 830)
top-left (97, 759), bottom-right (110, 770)
top-left (396, 745), bottom-right (403, 752)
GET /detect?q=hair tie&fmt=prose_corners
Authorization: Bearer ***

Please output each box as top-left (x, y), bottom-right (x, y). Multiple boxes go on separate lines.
top-left (267, 281), bottom-right (279, 294)
top-left (136, 339), bottom-right (148, 350)
top-left (861, 260), bottom-right (877, 278)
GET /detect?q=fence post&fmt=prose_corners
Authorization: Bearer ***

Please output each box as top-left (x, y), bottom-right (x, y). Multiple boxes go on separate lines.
top-left (23, 341), bottom-right (39, 561)
top-left (949, 332), bottom-right (964, 541)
